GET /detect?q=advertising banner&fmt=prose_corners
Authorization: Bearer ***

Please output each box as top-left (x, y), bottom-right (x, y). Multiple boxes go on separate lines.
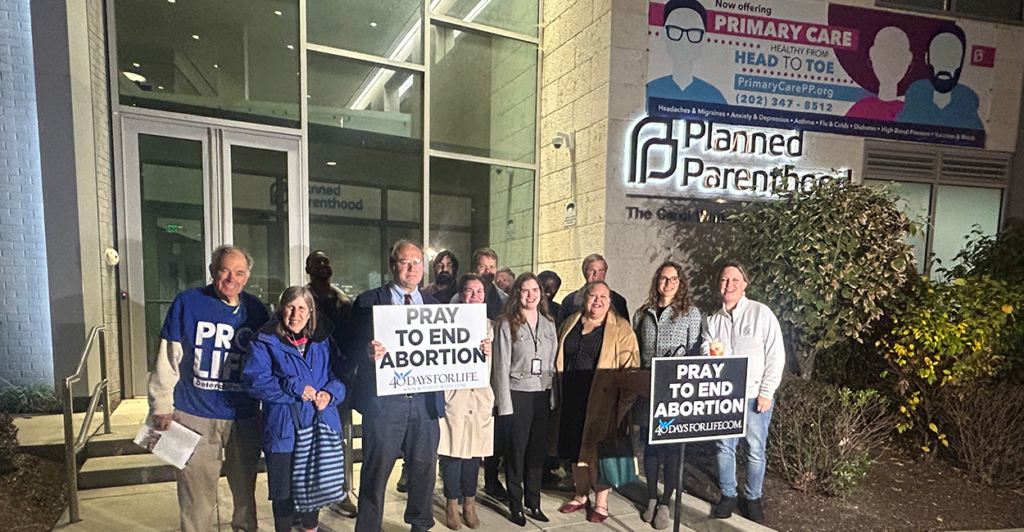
top-left (373, 304), bottom-right (489, 396)
top-left (647, 0), bottom-right (997, 147)
top-left (649, 356), bottom-right (748, 444)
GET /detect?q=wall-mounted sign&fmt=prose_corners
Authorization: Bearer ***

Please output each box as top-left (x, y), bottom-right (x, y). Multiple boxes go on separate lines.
top-left (628, 116), bottom-right (851, 198)
top-left (646, 0), bottom-right (998, 147)
top-left (564, 200), bottom-right (578, 227)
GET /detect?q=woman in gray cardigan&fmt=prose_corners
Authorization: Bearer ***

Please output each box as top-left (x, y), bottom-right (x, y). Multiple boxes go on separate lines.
top-left (493, 273), bottom-right (559, 526)
top-left (632, 261), bottom-right (701, 529)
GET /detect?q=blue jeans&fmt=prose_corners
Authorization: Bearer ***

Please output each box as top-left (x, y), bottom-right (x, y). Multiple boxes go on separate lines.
top-left (715, 398), bottom-right (773, 500)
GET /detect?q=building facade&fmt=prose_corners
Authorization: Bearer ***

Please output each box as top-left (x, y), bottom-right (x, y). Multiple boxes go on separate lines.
top-left (1, 0), bottom-right (1022, 398)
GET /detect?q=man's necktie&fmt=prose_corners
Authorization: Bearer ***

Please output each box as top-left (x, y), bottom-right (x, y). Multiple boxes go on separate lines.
top-left (404, 293), bottom-right (412, 305)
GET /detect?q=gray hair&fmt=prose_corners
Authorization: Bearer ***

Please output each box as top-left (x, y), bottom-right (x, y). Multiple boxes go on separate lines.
top-left (388, 239), bottom-right (423, 269)
top-left (210, 245), bottom-right (253, 273)
top-left (276, 286), bottom-right (317, 339)
top-left (581, 253), bottom-right (607, 275)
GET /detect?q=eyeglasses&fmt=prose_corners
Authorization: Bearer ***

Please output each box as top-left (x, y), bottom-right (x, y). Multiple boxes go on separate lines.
top-left (666, 25), bottom-right (705, 43)
top-left (658, 276), bottom-right (680, 284)
top-left (396, 258), bottom-right (423, 269)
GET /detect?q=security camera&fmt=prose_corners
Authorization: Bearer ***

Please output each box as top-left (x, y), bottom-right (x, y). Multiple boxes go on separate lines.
top-left (553, 130), bottom-right (575, 150)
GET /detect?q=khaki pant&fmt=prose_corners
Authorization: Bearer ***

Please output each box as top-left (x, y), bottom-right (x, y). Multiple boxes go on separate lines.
top-left (173, 410), bottom-right (262, 532)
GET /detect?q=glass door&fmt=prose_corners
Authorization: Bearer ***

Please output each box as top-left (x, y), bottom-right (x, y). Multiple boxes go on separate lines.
top-left (120, 115), bottom-right (303, 397)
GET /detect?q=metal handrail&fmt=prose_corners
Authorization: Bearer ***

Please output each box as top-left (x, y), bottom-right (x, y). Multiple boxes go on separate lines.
top-left (63, 326), bottom-right (112, 524)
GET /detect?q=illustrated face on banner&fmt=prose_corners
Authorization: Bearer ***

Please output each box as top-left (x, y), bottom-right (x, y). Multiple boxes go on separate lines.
top-left (664, 6), bottom-right (706, 82)
top-left (928, 31), bottom-right (966, 94)
top-left (869, 27), bottom-right (912, 98)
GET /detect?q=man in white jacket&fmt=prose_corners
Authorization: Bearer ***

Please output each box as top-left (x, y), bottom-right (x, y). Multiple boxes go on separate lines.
top-left (701, 261), bottom-right (784, 524)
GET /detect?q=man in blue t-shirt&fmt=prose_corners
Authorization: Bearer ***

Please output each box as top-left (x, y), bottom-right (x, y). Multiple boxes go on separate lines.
top-left (896, 21), bottom-right (984, 131)
top-left (148, 245), bottom-right (270, 532)
top-left (646, 0), bottom-right (727, 105)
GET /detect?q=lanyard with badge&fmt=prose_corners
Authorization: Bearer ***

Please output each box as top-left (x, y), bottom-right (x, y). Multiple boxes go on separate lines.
top-left (527, 319), bottom-right (542, 375)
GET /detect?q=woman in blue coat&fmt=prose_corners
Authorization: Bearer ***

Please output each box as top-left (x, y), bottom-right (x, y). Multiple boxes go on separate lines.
top-left (244, 286), bottom-right (346, 532)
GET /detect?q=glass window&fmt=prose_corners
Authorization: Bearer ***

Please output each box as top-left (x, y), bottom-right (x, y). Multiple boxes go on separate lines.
top-left (864, 180), bottom-right (932, 273)
top-left (230, 146), bottom-right (290, 307)
top-left (115, 0), bottom-right (300, 128)
top-left (431, 0), bottom-right (539, 37)
top-left (308, 52), bottom-right (423, 139)
top-left (879, 0), bottom-right (945, 10)
top-left (957, 0), bottom-right (1022, 21)
top-left (307, 0), bottom-right (423, 64)
top-left (138, 134), bottom-right (207, 366)
top-left (429, 158), bottom-right (534, 279)
top-left (430, 25), bottom-right (537, 164)
top-left (932, 185), bottom-right (1002, 272)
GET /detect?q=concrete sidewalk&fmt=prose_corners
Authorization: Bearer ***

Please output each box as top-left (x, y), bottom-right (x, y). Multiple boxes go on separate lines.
top-left (50, 461), bottom-right (770, 532)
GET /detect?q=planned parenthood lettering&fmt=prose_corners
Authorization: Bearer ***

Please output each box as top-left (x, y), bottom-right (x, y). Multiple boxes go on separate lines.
top-left (649, 356), bottom-right (748, 444)
top-left (373, 304), bottom-right (489, 396)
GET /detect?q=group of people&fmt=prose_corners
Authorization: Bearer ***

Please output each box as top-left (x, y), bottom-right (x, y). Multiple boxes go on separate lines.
top-left (147, 240), bottom-right (784, 532)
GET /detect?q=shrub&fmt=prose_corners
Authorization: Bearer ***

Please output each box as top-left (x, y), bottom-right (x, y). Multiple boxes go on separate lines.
top-left (0, 384), bottom-right (63, 414)
top-left (724, 179), bottom-right (917, 377)
top-left (768, 377), bottom-right (893, 496)
top-left (0, 412), bottom-right (18, 475)
top-left (938, 383), bottom-right (1024, 487)
top-left (878, 275), bottom-right (1023, 454)
top-left (943, 224), bottom-right (1024, 384)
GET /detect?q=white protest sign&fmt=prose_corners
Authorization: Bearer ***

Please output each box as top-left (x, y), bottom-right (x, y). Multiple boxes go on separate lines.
top-left (373, 303), bottom-right (489, 396)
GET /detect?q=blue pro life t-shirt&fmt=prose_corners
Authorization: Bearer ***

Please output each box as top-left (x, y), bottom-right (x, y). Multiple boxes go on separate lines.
top-left (160, 285), bottom-right (270, 419)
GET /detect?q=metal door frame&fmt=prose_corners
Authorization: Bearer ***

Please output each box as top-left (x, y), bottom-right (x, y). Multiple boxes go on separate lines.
top-left (118, 110), bottom-right (304, 397)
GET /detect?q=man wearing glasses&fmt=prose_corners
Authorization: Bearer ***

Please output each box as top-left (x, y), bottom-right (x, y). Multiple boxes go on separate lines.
top-left (349, 240), bottom-right (444, 532)
top-left (646, 0), bottom-right (727, 104)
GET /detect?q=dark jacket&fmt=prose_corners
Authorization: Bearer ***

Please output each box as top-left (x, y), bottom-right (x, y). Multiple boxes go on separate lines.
top-left (349, 284), bottom-right (445, 418)
top-left (243, 318), bottom-right (346, 454)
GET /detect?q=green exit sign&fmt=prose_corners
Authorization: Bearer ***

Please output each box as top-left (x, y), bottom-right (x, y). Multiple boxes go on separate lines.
top-left (166, 224), bottom-right (181, 233)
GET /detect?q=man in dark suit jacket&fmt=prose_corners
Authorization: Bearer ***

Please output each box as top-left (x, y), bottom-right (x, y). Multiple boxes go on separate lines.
top-left (351, 240), bottom-right (443, 532)
top-left (558, 253), bottom-right (629, 322)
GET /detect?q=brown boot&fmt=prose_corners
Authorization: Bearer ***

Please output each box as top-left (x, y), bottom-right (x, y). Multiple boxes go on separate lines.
top-left (463, 496), bottom-right (481, 529)
top-left (446, 498), bottom-right (462, 530)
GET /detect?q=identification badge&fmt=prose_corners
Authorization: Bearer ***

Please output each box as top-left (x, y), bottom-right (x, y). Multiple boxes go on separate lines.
top-left (531, 358), bottom-right (542, 376)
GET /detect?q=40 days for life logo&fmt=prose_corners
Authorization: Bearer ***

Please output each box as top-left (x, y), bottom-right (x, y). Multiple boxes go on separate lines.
top-left (373, 304), bottom-right (490, 396)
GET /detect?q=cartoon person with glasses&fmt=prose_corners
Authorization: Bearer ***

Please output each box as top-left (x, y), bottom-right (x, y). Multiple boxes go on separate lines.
top-left (646, 0), bottom-right (726, 105)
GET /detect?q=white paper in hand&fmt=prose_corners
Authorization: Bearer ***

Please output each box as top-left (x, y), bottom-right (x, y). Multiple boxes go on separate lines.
top-left (134, 421), bottom-right (202, 469)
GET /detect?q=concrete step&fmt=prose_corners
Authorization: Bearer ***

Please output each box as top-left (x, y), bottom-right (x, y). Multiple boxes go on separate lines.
top-left (85, 433), bottom-right (148, 458)
top-left (77, 452), bottom-right (269, 490)
top-left (78, 454), bottom-right (177, 490)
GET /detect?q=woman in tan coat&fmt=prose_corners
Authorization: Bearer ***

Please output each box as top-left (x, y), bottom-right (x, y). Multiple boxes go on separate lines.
top-left (437, 274), bottom-right (494, 530)
top-left (554, 280), bottom-right (640, 523)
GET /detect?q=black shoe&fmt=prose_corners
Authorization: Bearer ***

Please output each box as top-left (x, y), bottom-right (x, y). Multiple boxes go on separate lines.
top-left (329, 494), bottom-right (358, 517)
top-left (527, 508), bottom-right (549, 522)
top-left (743, 498), bottom-right (766, 524)
top-left (509, 508), bottom-right (527, 527)
top-left (712, 496), bottom-right (737, 519)
top-left (484, 482), bottom-right (508, 502)
top-left (397, 466), bottom-right (409, 493)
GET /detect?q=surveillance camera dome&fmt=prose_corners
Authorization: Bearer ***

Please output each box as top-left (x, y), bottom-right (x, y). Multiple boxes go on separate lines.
top-left (552, 136), bottom-right (564, 149)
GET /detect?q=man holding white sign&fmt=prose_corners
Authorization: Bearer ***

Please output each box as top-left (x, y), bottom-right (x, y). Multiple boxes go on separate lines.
top-left (700, 262), bottom-right (784, 524)
top-left (351, 240), bottom-right (490, 532)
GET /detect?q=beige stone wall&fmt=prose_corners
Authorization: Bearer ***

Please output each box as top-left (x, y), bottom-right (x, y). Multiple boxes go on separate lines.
top-left (87, 0), bottom-right (122, 403)
top-left (538, 0), bottom-right (612, 301)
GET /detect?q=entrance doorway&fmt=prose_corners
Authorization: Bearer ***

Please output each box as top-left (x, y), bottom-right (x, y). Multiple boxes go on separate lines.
top-left (119, 112), bottom-right (304, 397)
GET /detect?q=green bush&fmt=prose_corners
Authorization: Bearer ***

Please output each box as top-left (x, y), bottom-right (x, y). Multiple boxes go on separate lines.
top-left (943, 225), bottom-right (1024, 384)
top-left (938, 383), bottom-right (1024, 487)
top-left (878, 275), bottom-right (1023, 454)
top-left (0, 384), bottom-right (62, 414)
top-left (0, 412), bottom-right (18, 475)
top-left (768, 378), bottom-right (893, 496)
top-left (724, 179), bottom-right (917, 377)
